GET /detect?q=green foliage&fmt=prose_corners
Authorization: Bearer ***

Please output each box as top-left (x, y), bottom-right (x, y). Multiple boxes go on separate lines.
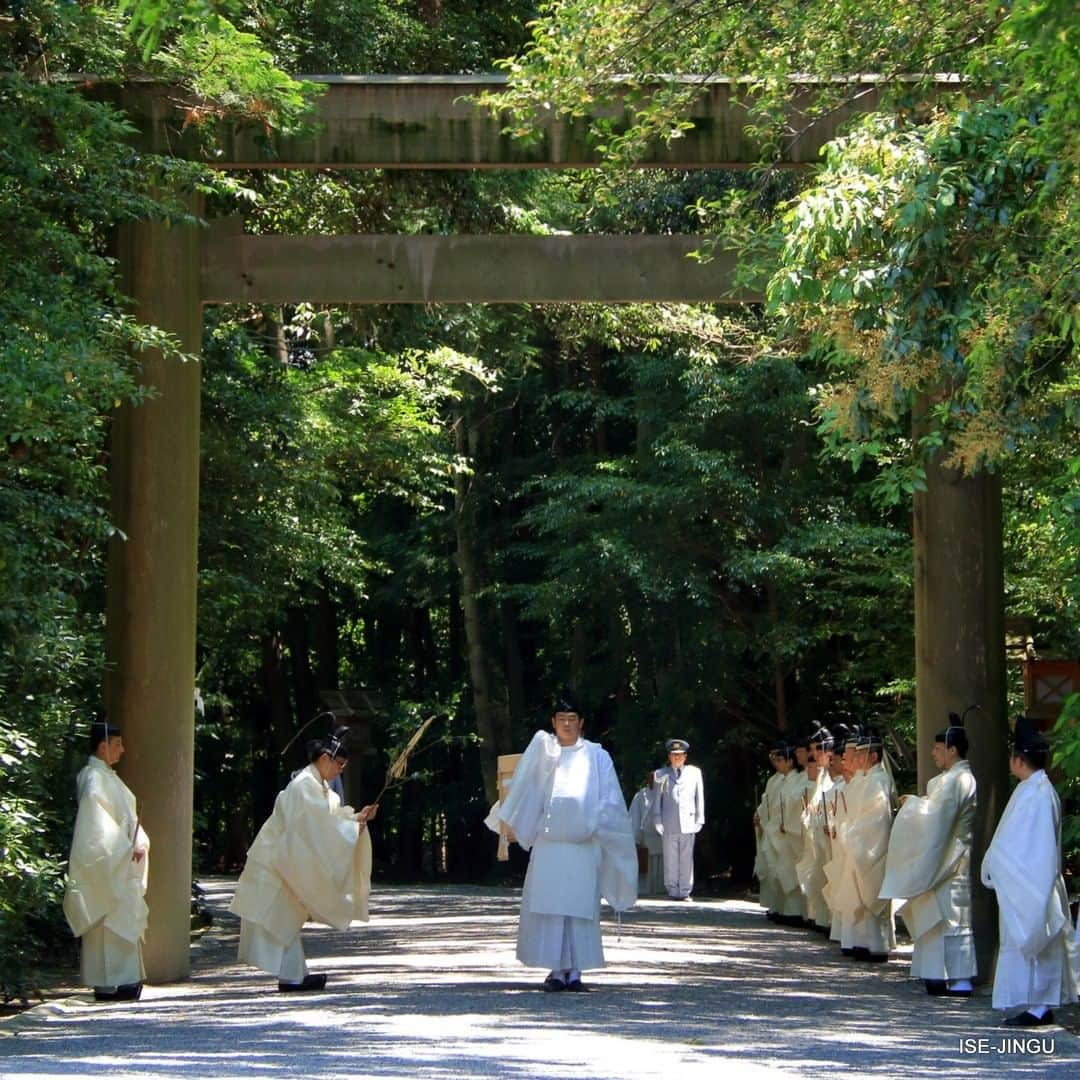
top-left (1050, 693), bottom-right (1080, 876)
top-left (769, 104), bottom-right (1074, 484)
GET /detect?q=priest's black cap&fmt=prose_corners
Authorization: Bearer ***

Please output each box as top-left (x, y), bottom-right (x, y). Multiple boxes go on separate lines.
top-left (554, 687), bottom-right (580, 715)
top-left (89, 719), bottom-right (121, 752)
top-left (1012, 714), bottom-right (1049, 755)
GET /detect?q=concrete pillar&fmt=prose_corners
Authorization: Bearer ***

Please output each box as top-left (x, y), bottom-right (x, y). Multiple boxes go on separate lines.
top-left (913, 446), bottom-right (1009, 981)
top-left (106, 192), bottom-right (202, 983)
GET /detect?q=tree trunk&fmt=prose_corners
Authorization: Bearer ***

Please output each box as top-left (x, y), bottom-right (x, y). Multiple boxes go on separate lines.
top-left (453, 411), bottom-right (511, 803)
top-left (913, 437), bottom-right (1007, 984)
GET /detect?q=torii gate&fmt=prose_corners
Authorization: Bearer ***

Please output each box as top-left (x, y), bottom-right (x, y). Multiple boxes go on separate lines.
top-left (103, 75), bottom-right (1006, 982)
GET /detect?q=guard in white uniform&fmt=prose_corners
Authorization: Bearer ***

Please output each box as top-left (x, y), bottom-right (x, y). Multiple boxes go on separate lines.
top-left (63, 720), bottom-right (150, 1002)
top-left (651, 738), bottom-right (705, 900)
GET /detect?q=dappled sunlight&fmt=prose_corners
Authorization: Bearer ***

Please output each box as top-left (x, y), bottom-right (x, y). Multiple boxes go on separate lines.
top-left (2, 883), bottom-right (1076, 1078)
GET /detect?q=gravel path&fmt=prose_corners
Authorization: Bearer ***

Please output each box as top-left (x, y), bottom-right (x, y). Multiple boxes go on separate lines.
top-left (2, 881), bottom-right (1077, 1079)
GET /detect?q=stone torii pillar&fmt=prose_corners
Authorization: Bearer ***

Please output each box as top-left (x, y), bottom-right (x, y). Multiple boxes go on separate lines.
top-left (105, 177), bottom-right (203, 980)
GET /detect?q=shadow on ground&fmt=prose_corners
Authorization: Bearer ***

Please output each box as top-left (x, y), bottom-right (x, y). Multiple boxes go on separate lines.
top-left (1, 882), bottom-right (1076, 1079)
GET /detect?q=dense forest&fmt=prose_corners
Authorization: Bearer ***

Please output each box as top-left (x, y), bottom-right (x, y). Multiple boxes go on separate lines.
top-left (2, 1), bottom-right (1077, 997)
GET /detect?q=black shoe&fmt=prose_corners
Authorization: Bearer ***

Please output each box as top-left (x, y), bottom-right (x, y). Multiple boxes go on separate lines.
top-left (94, 983), bottom-right (142, 1002)
top-left (925, 980), bottom-right (947, 996)
top-left (278, 973), bottom-right (327, 993)
top-left (944, 987), bottom-right (972, 997)
top-left (565, 979), bottom-right (587, 992)
top-left (841, 947), bottom-right (855, 956)
top-left (1004, 1010), bottom-right (1054, 1027)
top-left (542, 976), bottom-right (566, 993)
top-left (865, 953), bottom-right (890, 963)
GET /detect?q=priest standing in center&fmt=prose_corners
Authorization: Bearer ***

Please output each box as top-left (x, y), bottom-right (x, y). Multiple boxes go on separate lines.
top-left (486, 691), bottom-right (637, 991)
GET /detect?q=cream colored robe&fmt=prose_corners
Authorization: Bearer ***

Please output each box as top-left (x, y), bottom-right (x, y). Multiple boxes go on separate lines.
top-left (796, 769), bottom-right (834, 928)
top-left (754, 770), bottom-right (785, 913)
top-left (880, 759), bottom-right (976, 980)
top-left (63, 756), bottom-right (150, 989)
top-left (759, 770), bottom-right (805, 917)
top-left (821, 776), bottom-right (849, 941)
top-left (844, 764), bottom-right (896, 954)
top-left (486, 731), bottom-right (636, 973)
top-left (981, 769), bottom-right (1080, 1009)
top-left (230, 764), bottom-right (372, 980)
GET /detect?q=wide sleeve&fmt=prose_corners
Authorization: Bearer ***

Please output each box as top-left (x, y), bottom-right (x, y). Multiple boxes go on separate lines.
top-left (880, 768), bottom-right (972, 900)
top-left (274, 773), bottom-right (363, 931)
top-left (846, 774), bottom-right (893, 915)
top-left (981, 778), bottom-right (1066, 958)
top-left (62, 768), bottom-right (146, 940)
top-left (487, 730), bottom-right (558, 852)
top-left (595, 748), bottom-right (638, 913)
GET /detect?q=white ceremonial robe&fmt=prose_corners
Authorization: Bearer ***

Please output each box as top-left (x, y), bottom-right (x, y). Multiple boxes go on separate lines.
top-left (880, 760), bottom-right (976, 981)
top-left (844, 765), bottom-right (896, 954)
top-left (796, 770), bottom-right (834, 928)
top-left (761, 769), bottom-right (807, 918)
top-left (63, 757), bottom-right (150, 989)
top-left (629, 787), bottom-right (664, 895)
top-left (822, 777), bottom-right (850, 942)
top-left (230, 764), bottom-right (372, 981)
top-left (981, 769), bottom-right (1080, 1010)
top-left (652, 763), bottom-right (705, 899)
top-left (754, 771), bottom-right (785, 913)
top-left (487, 731), bottom-right (636, 973)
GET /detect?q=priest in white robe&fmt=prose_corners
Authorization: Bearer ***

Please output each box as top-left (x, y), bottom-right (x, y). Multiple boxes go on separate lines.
top-left (230, 732), bottom-right (376, 992)
top-left (797, 727), bottom-right (835, 934)
top-left (842, 729), bottom-right (895, 961)
top-left (753, 750), bottom-right (786, 918)
top-left (758, 744), bottom-right (804, 924)
top-left (628, 774), bottom-right (664, 895)
top-left (486, 692), bottom-right (637, 991)
top-left (880, 715), bottom-right (976, 995)
top-left (63, 720), bottom-right (150, 1002)
top-left (981, 716), bottom-right (1080, 1027)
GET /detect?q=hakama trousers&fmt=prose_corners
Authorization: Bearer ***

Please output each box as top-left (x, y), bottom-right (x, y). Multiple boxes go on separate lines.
top-left (80, 922), bottom-right (144, 990)
top-left (238, 919), bottom-right (308, 982)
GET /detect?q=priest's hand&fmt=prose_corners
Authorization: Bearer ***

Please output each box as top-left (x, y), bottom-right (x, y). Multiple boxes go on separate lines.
top-left (355, 804), bottom-right (379, 825)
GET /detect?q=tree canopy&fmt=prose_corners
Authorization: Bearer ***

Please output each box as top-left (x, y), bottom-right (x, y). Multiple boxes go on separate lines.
top-left (1, 0), bottom-right (1076, 1000)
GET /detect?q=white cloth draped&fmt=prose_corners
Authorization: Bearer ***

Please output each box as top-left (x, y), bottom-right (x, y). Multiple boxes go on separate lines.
top-left (796, 769), bottom-right (834, 927)
top-left (487, 731), bottom-right (636, 972)
top-left (629, 787), bottom-right (664, 895)
top-left (981, 769), bottom-right (1080, 1009)
top-left (880, 759), bottom-right (976, 980)
top-left (230, 764), bottom-right (372, 978)
top-left (63, 757), bottom-right (149, 989)
top-left (754, 771), bottom-right (785, 913)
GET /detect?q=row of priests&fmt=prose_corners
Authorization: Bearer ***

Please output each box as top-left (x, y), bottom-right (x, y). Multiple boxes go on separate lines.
top-left (753, 716), bottom-right (1079, 1026)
